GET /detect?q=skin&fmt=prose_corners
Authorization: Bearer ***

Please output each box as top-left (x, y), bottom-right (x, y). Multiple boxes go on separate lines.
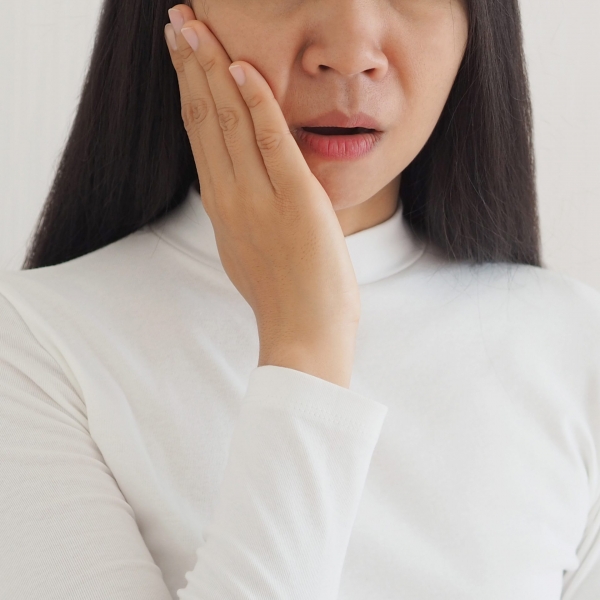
top-left (164, 2), bottom-right (469, 387)
top-left (190, 0), bottom-right (469, 236)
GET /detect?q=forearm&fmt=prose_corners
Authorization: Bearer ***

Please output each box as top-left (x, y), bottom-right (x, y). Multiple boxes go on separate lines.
top-left (179, 365), bottom-right (388, 600)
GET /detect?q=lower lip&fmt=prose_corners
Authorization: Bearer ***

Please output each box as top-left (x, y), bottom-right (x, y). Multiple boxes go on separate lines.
top-left (295, 129), bottom-right (384, 160)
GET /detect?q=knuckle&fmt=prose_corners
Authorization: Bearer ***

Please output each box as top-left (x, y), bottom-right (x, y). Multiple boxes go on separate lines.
top-left (178, 44), bottom-right (196, 62)
top-left (216, 107), bottom-right (240, 135)
top-left (198, 55), bottom-right (218, 74)
top-left (181, 99), bottom-right (211, 133)
top-left (172, 58), bottom-right (186, 76)
top-left (255, 129), bottom-right (283, 153)
top-left (244, 91), bottom-right (264, 111)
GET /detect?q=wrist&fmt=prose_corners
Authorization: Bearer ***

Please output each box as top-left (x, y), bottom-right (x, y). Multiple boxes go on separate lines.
top-left (257, 334), bottom-right (357, 389)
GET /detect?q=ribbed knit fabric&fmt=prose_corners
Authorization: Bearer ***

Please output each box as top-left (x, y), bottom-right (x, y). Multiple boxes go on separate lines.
top-left (1, 183), bottom-right (599, 599)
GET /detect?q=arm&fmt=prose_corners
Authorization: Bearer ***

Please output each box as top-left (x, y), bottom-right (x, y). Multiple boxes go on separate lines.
top-left (0, 292), bottom-right (173, 600)
top-left (178, 364), bottom-right (387, 599)
top-left (0, 291), bottom-right (387, 600)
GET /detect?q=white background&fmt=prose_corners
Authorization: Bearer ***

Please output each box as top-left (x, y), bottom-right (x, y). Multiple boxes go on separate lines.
top-left (1, 1), bottom-right (599, 290)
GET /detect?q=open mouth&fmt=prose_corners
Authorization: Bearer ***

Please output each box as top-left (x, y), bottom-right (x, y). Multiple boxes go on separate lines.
top-left (296, 126), bottom-right (383, 159)
top-left (301, 127), bottom-right (378, 136)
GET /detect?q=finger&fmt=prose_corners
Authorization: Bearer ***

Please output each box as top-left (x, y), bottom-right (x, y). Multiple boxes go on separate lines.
top-left (171, 15), bottom-right (236, 195)
top-left (164, 22), bottom-right (215, 202)
top-left (178, 21), bottom-right (271, 195)
top-left (226, 61), bottom-right (314, 199)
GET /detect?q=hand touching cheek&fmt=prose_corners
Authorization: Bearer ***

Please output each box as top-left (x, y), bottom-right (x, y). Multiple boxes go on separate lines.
top-left (165, 5), bottom-right (361, 388)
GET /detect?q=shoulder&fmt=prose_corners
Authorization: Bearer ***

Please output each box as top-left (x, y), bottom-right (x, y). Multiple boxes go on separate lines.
top-left (465, 262), bottom-right (600, 367)
top-left (418, 248), bottom-right (600, 327)
top-left (0, 226), bottom-right (175, 318)
top-left (477, 262), bottom-right (600, 327)
top-left (0, 228), bottom-right (171, 371)
top-left (412, 251), bottom-right (600, 369)
top-left (0, 228), bottom-right (170, 400)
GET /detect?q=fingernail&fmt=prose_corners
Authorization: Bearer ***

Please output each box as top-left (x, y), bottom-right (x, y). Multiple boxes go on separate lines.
top-left (229, 65), bottom-right (246, 86)
top-left (181, 27), bottom-right (199, 52)
top-left (165, 24), bottom-right (177, 51)
top-left (168, 8), bottom-right (184, 35)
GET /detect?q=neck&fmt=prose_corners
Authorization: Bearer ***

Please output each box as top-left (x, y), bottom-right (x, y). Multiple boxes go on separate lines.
top-left (334, 176), bottom-right (401, 237)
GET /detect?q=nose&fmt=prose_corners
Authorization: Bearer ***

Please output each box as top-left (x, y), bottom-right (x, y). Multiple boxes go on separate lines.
top-left (300, 2), bottom-right (389, 80)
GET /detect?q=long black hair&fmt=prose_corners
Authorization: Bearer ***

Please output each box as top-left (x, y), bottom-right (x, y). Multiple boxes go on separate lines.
top-left (22, 0), bottom-right (542, 270)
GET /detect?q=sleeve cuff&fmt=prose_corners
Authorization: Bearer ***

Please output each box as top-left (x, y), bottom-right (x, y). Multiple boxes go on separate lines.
top-left (243, 364), bottom-right (388, 442)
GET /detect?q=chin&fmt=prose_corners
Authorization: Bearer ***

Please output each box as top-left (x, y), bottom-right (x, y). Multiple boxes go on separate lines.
top-left (313, 168), bottom-right (376, 205)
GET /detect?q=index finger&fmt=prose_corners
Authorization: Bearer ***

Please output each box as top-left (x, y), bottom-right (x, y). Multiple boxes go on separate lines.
top-left (227, 60), bottom-right (314, 198)
top-left (179, 19), bottom-right (271, 195)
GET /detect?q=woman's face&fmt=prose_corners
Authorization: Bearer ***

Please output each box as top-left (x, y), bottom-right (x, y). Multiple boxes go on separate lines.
top-left (190, 0), bottom-right (468, 217)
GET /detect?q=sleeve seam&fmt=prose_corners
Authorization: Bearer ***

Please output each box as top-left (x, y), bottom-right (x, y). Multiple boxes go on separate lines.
top-left (0, 287), bottom-right (89, 427)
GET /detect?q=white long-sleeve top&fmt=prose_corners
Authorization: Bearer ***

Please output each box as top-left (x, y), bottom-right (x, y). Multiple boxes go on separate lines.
top-left (1, 183), bottom-right (599, 600)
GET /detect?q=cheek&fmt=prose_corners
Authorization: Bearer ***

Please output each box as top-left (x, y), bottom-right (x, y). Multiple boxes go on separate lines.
top-left (392, 10), bottom-right (468, 134)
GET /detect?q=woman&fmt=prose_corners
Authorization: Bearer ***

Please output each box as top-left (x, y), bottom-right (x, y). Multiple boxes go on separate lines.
top-left (1, 0), bottom-right (598, 598)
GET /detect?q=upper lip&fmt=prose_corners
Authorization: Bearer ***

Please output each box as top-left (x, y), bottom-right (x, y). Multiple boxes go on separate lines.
top-left (297, 110), bottom-right (384, 132)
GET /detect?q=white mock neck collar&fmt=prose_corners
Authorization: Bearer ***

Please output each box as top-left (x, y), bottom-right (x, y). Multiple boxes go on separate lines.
top-left (150, 182), bottom-right (427, 286)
